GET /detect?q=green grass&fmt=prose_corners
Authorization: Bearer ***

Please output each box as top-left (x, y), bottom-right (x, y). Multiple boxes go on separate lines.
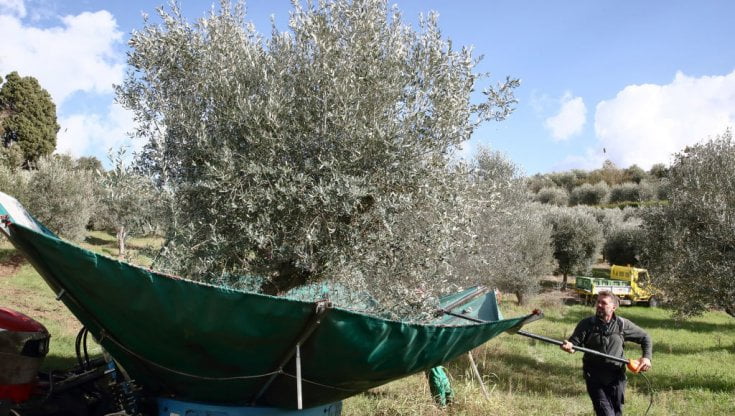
top-left (342, 298), bottom-right (735, 415)
top-left (2, 235), bottom-right (734, 415)
top-left (0, 233), bottom-right (160, 369)
top-left (79, 230), bottom-right (163, 267)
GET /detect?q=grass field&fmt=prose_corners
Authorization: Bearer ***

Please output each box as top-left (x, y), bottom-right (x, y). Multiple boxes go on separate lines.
top-left (1, 234), bottom-right (734, 415)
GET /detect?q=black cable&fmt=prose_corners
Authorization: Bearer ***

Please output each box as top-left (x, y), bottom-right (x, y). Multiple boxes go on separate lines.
top-left (40, 369), bottom-right (55, 404)
top-left (75, 327), bottom-right (84, 369)
top-left (639, 371), bottom-right (654, 416)
top-left (82, 327), bottom-right (90, 368)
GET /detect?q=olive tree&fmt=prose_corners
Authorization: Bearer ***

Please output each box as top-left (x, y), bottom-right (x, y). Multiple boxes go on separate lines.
top-left (24, 156), bottom-right (97, 241)
top-left (489, 203), bottom-right (555, 304)
top-left (641, 130), bottom-right (735, 317)
top-left (95, 149), bottom-right (161, 258)
top-left (603, 220), bottom-right (643, 266)
top-left (453, 149), bottom-right (554, 305)
top-left (0, 163), bottom-right (31, 202)
top-left (544, 207), bottom-right (603, 290)
top-left (117, 0), bottom-right (518, 319)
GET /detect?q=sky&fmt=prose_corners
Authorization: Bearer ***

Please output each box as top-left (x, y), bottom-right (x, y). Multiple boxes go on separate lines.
top-left (2, 0), bottom-right (735, 175)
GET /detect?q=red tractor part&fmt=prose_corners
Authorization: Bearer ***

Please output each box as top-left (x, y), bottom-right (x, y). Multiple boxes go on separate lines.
top-left (0, 307), bottom-right (50, 403)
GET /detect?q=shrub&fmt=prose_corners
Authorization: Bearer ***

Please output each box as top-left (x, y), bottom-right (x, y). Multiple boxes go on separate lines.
top-left (608, 182), bottom-right (642, 203)
top-left (534, 186), bottom-right (569, 206)
top-left (656, 178), bottom-right (671, 200)
top-left (547, 171), bottom-right (578, 192)
top-left (569, 181), bottom-right (609, 206)
top-left (620, 206), bottom-right (642, 222)
top-left (526, 174), bottom-right (555, 193)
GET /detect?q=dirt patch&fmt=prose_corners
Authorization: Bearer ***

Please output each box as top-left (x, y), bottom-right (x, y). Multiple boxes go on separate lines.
top-left (0, 252), bottom-right (25, 277)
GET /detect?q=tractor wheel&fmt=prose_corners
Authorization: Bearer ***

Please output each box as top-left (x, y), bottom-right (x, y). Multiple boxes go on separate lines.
top-left (648, 296), bottom-right (659, 308)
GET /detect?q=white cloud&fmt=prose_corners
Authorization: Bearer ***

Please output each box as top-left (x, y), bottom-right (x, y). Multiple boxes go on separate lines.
top-left (0, 8), bottom-right (124, 105)
top-left (57, 103), bottom-right (136, 159)
top-left (594, 70), bottom-right (735, 170)
top-left (544, 92), bottom-right (587, 141)
top-left (0, 0), bottom-right (25, 18)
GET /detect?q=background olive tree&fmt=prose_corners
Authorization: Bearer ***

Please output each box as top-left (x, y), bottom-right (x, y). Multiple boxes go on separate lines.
top-left (0, 162), bottom-right (31, 202)
top-left (534, 186), bottom-right (568, 206)
top-left (23, 156), bottom-right (97, 241)
top-left (95, 149), bottom-right (162, 258)
top-left (544, 207), bottom-right (603, 290)
top-left (603, 220), bottom-right (643, 266)
top-left (569, 181), bottom-right (609, 206)
top-left (452, 149), bottom-right (554, 305)
top-left (117, 0), bottom-right (518, 320)
top-left (642, 130), bottom-right (735, 318)
top-left (487, 203), bottom-right (555, 305)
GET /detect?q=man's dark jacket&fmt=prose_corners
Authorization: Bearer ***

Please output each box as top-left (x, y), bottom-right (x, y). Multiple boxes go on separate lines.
top-left (568, 314), bottom-right (652, 385)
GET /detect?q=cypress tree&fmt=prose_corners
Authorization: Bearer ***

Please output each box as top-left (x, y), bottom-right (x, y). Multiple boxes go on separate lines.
top-left (0, 71), bottom-right (59, 165)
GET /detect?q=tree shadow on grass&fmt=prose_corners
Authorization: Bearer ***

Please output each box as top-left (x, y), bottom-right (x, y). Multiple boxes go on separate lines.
top-left (652, 339), bottom-right (735, 355)
top-left (618, 314), bottom-right (735, 334)
top-left (42, 353), bottom-right (83, 371)
top-left (84, 235), bottom-right (116, 247)
top-left (633, 370), bottom-right (735, 392)
top-left (445, 348), bottom-right (734, 398)
top-left (0, 247), bottom-right (23, 264)
top-left (543, 309), bottom-right (735, 334)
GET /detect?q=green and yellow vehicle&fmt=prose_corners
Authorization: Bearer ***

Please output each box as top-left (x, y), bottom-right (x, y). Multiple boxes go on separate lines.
top-left (575, 265), bottom-right (658, 306)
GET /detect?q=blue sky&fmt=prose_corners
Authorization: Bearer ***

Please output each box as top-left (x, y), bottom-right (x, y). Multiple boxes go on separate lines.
top-left (2, 0), bottom-right (734, 174)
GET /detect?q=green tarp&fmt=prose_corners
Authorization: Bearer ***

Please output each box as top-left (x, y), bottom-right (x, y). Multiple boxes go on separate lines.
top-left (0, 192), bottom-right (532, 408)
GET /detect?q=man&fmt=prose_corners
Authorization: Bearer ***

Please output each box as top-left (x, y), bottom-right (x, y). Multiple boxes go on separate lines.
top-left (561, 291), bottom-right (652, 416)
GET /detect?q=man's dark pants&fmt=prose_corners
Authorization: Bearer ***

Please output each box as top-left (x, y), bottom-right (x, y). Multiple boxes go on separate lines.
top-left (584, 375), bottom-right (626, 416)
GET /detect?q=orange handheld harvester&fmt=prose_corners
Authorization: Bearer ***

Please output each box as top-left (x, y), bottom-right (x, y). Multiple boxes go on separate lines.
top-left (517, 330), bottom-right (643, 373)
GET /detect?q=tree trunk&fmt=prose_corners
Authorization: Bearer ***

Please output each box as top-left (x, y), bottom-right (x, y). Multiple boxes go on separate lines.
top-left (560, 272), bottom-right (568, 291)
top-left (259, 260), bottom-right (311, 295)
top-left (515, 291), bottom-right (525, 305)
top-left (117, 226), bottom-right (126, 259)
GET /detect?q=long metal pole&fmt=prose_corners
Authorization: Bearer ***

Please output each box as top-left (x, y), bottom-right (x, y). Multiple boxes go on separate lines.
top-left (436, 303), bottom-right (631, 366)
top-left (251, 301), bottom-right (330, 406)
top-left (467, 351), bottom-right (490, 400)
top-left (296, 344), bottom-right (302, 409)
top-left (516, 330), bottom-right (629, 364)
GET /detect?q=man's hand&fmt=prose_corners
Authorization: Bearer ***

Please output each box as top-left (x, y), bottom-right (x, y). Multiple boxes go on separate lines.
top-left (638, 357), bottom-right (652, 372)
top-left (560, 340), bottom-right (575, 353)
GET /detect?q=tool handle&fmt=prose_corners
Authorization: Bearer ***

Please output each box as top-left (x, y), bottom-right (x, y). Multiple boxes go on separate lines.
top-left (517, 330), bottom-right (630, 365)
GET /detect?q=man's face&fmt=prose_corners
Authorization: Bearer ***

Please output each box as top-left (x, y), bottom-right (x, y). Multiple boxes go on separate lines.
top-left (595, 295), bottom-right (617, 320)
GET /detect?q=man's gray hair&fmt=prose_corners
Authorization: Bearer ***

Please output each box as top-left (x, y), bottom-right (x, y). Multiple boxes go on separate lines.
top-left (597, 290), bottom-right (620, 307)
